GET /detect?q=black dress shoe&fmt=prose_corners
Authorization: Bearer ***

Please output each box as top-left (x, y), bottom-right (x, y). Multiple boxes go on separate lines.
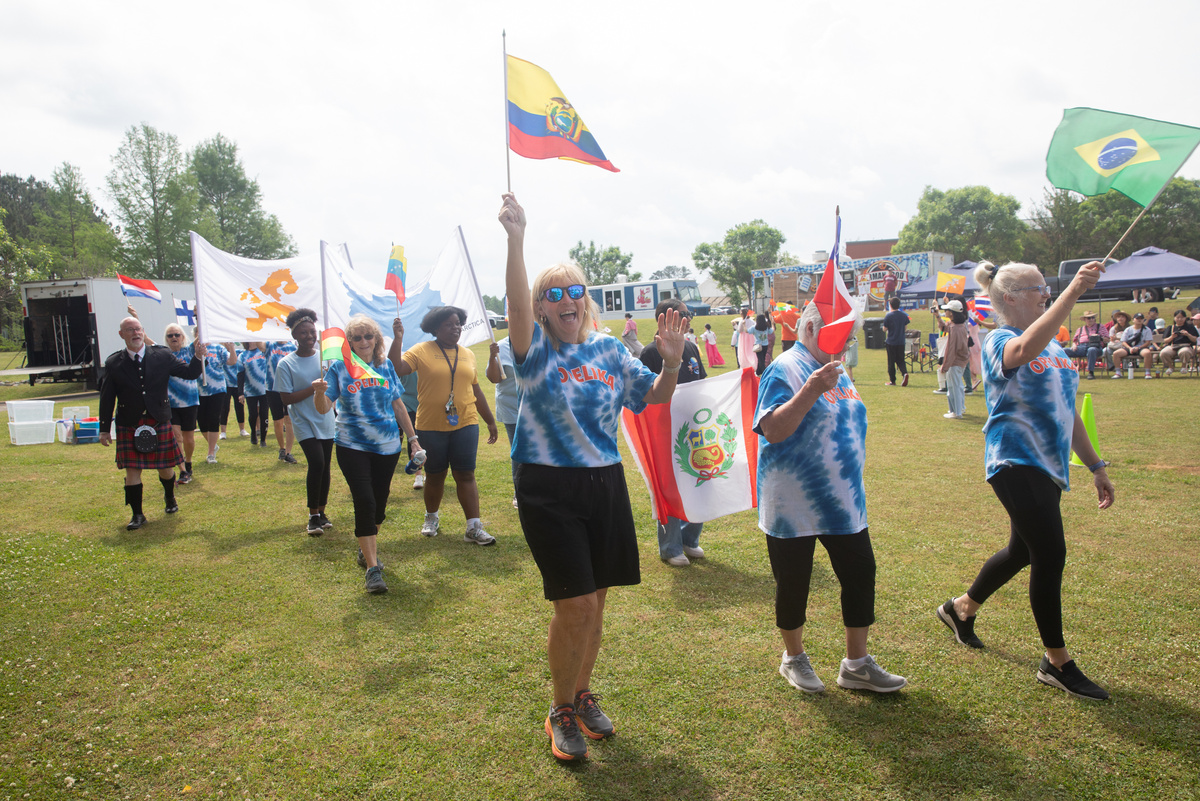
top-left (165, 500), bottom-right (179, 514)
top-left (126, 514), bottom-right (148, 531)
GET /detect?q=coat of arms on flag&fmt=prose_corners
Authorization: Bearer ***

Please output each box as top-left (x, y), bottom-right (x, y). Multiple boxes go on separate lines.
top-left (675, 408), bottom-right (740, 486)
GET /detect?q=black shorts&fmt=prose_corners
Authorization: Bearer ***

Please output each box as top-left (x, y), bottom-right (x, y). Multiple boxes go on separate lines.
top-left (515, 462), bottom-right (641, 601)
top-left (266, 390), bottom-right (289, 420)
top-left (197, 393), bottom-right (225, 433)
top-left (170, 405), bottom-right (198, 430)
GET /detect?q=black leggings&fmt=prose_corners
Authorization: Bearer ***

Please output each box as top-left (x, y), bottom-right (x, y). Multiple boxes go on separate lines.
top-left (246, 396), bottom-right (269, 440)
top-left (335, 445), bottom-right (400, 539)
top-left (220, 388), bottom-right (245, 427)
top-left (766, 529), bottom-right (876, 630)
top-left (298, 437), bottom-right (333, 511)
top-left (968, 466), bottom-right (1067, 649)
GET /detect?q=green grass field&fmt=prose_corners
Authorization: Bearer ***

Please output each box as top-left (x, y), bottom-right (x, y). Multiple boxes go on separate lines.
top-left (1, 312), bottom-right (1197, 800)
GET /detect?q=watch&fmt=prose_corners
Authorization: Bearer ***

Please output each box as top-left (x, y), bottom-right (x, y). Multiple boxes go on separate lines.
top-left (1088, 460), bottom-right (1108, 473)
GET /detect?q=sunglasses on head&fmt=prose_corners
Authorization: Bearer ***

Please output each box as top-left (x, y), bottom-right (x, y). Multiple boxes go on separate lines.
top-left (350, 332), bottom-right (375, 342)
top-left (543, 284), bottom-right (586, 302)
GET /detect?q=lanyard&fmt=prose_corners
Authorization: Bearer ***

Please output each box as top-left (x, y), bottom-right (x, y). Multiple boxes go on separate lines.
top-left (436, 342), bottom-right (459, 412)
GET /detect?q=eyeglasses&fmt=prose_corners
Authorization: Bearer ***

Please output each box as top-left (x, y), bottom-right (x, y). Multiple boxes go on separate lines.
top-left (166, 333), bottom-right (183, 339)
top-left (543, 284), bottom-right (586, 302)
top-left (350, 333), bottom-right (375, 342)
top-left (1012, 284), bottom-right (1052, 297)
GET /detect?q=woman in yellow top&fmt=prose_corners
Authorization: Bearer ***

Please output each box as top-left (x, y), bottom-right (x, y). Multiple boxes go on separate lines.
top-left (391, 307), bottom-right (500, 544)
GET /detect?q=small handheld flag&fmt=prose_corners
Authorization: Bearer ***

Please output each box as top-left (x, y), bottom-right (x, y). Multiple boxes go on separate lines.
top-left (118, 274), bottom-right (161, 303)
top-left (812, 208), bottom-right (856, 355)
top-left (1047, 108), bottom-right (1200, 208)
top-left (505, 54), bottom-right (618, 173)
top-left (385, 245), bottom-right (407, 305)
top-left (174, 298), bottom-right (197, 327)
top-left (321, 327), bottom-right (386, 386)
top-left (936, 272), bottom-right (966, 295)
top-left (967, 296), bottom-right (992, 324)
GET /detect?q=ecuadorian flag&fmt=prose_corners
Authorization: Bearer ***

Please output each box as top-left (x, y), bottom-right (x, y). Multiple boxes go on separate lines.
top-left (506, 55), bottom-right (618, 173)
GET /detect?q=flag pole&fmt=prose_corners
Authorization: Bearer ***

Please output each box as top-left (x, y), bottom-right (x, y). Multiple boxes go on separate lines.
top-left (503, 30), bottom-right (512, 194)
top-left (1101, 203), bottom-right (1152, 263)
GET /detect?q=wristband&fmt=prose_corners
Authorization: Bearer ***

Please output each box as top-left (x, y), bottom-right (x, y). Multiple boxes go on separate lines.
top-left (1088, 460), bottom-right (1108, 473)
top-left (663, 363), bottom-right (681, 375)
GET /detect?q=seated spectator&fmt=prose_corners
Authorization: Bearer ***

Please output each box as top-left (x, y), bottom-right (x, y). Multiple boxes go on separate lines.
top-left (1063, 310), bottom-right (1106, 380)
top-left (1111, 313), bottom-right (1156, 379)
top-left (1159, 310), bottom-right (1199, 375)
top-left (1103, 310), bottom-right (1130, 368)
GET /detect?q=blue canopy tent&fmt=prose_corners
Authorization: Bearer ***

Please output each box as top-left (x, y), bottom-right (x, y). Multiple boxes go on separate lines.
top-left (896, 260), bottom-right (980, 301)
top-left (1093, 246), bottom-right (1200, 291)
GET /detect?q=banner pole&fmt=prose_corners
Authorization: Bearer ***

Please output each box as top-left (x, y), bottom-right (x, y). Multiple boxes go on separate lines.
top-left (457, 226), bottom-right (496, 344)
top-left (503, 30), bottom-right (512, 194)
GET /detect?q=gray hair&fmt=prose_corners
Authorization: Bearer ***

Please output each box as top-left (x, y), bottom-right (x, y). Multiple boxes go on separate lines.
top-left (798, 301), bottom-right (864, 349)
top-left (974, 261), bottom-right (1042, 325)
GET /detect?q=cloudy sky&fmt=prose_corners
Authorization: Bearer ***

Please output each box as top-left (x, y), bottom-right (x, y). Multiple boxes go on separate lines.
top-left (4, 0), bottom-right (1199, 297)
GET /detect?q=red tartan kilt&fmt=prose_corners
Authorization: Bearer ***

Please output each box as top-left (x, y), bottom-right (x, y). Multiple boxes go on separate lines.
top-left (115, 417), bottom-right (183, 471)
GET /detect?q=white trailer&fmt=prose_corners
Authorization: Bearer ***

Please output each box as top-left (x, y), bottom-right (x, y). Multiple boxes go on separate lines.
top-left (9, 278), bottom-right (196, 389)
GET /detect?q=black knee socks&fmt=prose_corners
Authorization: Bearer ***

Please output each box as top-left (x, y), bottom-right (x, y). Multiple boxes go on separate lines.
top-left (160, 475), bottom-right (175, 504)
top-left (124, 483), bottom-right (143, 516)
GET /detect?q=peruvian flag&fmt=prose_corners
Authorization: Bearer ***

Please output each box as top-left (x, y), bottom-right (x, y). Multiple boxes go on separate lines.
top-left (812, 209), bottom-right (856, 355)
top-left (621, 368), bottom-right (760, 524)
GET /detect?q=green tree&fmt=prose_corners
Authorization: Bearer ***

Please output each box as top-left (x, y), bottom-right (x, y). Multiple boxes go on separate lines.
top-left (0, 208), bottom-right (53, 342)
top-left (106, 123), bottom-right (201, 280)
top-left (649, 265), bottom-right (690, 280)
top-left (482, 294), bottom-right (505, 315)
top-left (569, 240), bottom-right (640, 284)
top-left (895, 186), bottom-right (1026, 264)
top-left (692, 220), bottom-right (785, 307)
top-left (0, 174), bottom-right (50, 242)
top-left (31, 163), bottom-right (119, 279)
top-left (190, 134), bottom-right (295, 259)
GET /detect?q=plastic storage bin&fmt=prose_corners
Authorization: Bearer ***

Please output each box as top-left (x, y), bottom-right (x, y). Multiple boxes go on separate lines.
top-left (9, 420), bottom-right (57, 445)
top-left (5, 400), bottom-right (56, 424)
top-left (62, 405), bottom-right (91, 421)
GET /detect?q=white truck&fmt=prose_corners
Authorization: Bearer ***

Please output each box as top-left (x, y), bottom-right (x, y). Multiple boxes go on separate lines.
top-left (9, 278), bottom-right (196, 389)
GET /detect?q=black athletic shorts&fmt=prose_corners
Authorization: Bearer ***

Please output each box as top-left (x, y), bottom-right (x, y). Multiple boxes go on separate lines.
top-left (266, 390), bottom-right (289, 420)
top-left (197, 393), bottom-right (225, 433)
top-left (170, 405), bottom-right (198, 430)
top-left (515, 462), bottom-right (641, 601)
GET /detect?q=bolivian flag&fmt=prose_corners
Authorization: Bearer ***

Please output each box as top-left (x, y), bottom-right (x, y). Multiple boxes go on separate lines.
top-left (506, 55), bottom-right (618, 172)
top-left (1046, 108), bottom-right (1200, 207)
top-left (321, 327), bottom-right (386, 386)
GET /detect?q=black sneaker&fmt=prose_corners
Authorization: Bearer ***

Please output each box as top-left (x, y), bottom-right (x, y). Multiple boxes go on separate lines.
top-left (318, 512), bottom-right (333, 529)
top-left (364, 565), bottom-right (387, 594)
top-left (936, 599), bottom-right (984, 648)
top-left (574, 690), bottom-right (615, 739)
top-left (545, 704), bottom-right (588, 761)
top-left (281, 452), bottom-right (298, 464)
top-left (165, 500), bottom-right (179, 515)
top-left (126, 513), bottom-right (147, 531)
top-left (176, 471), bottom-right (192, 485)
top-left (1037, 656), bottom-right (1109, 700)
top-left (307, 515), bottom-right (323, 536)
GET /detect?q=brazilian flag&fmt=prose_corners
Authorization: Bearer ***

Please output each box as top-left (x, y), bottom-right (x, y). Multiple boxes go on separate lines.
top-left (1046, 108), bottom-right (1200, 207)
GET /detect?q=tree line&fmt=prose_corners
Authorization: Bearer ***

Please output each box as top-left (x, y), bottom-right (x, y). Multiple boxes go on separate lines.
top-left (0, 123), bottom-right (295, 341)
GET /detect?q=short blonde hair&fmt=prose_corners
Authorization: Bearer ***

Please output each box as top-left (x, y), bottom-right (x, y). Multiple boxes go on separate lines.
top-left (344, 314), bottom-right (385, 366)
top-left (530, 263), bottom-right (600, 349)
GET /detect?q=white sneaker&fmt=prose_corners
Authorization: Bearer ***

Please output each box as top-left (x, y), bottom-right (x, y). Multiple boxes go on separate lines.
top-left (683, 545), bottom-right (705, 559)
top-left (206, 453), bottom-right (218, 464)
top-left (240, 429), bottom-right (250, 437)
top-left (1166, 368), bottom-right (1173, 376)
top-left (511, 497), bottom-right (519, 509)
top-left (1144, 372), bottom-right (1152, 379)
top-left (219, 431), bottom-right (227, 440)
top-left (663, 553), bottom-right (690, 567)
top-left (464, 523), bottom-right (496, 546)
top-left (779, 651), bottom-right (825, 693)
top-left (943, 412), bottom-right (962, 419)
top-left (1111, 370), bottom-right (1123, 379)
top-left (420, 512), bottom-right (439, 537)
top-left (836, 656), bottom-right (907, 693)
top-left (413, 473), bottom-right (425, 490)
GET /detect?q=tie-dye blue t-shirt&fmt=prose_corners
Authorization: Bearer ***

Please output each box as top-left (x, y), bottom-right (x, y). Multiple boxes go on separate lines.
top-left (266, 341), bottom-right (297, 391)
top-left (982, 326), bottom-right (1079, 490)
top-left (198, 344), bottom-right (231, 397)
top-left (224, 344), bottom-right (242, 387)
top-left (753, 342), bottom-right (868, 538)
top-left (324, 358), bottom-right (404, 455)
top-left (511, 325), bottom-right (656, 468)
top-left (167, 344), bottom-right (199, 409)
top-left (239, 348), bottom-right (269, 397)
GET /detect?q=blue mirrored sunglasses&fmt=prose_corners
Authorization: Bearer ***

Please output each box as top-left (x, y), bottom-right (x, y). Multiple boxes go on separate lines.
top-left (543, 284), bottom-right (586, 302)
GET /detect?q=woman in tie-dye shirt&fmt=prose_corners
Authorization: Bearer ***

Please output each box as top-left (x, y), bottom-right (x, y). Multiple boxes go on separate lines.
top-left (935, 259), bottom-right (1116, 701)
top-left (499, 193), bottom-right (686, 763)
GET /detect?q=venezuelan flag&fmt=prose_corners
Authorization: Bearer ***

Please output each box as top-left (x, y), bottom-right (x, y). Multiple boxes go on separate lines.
top-left (385, 245), bottom-right (407, 304)
top-left (506, 55), bottom-right (618, 173)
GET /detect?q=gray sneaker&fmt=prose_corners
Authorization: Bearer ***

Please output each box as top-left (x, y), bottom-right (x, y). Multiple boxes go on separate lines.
top-left (281, 451), bottom-right (298, 464)
top-left (779, 650), bottom-right (825, 693)
top-left (836, 656), bottom-right (907, 693)
top-left (464, 523), bottom-right (496, 546)
top-left (545, 704), bottom-right (588, 761)
top-left (573, 690), bottom-right (615, 739)
top-left (420, 513), bottom-right (440, 537)
top-left (356, 548), bottom-right (383, 571)
top-left (364, 565), bottom-right (387, 594)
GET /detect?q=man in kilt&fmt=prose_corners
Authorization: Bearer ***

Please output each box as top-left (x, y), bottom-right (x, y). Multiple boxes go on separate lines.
top-left (99, 317), bottom-right (204, 530)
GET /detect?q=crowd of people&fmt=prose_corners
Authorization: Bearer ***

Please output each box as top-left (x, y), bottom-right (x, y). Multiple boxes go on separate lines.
top-left (95, 217), bottom-right (1122, 763)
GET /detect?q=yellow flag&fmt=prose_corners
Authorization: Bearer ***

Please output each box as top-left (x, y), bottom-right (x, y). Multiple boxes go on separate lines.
top-left (936, 272), bottom-right (966, 294)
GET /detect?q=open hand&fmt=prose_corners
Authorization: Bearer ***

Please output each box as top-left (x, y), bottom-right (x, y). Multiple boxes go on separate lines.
top-left (653, 308), bottom-right (687, 369)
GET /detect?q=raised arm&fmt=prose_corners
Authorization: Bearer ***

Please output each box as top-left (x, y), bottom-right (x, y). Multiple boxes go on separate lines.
top-left (1003, 262), bottom-right (1103, 370)
top-left (499, 194), bottom-right (533, 362)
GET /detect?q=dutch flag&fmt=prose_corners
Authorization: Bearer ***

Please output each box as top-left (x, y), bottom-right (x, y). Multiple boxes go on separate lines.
top-left (117, 274), bottom-right (162, 303)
